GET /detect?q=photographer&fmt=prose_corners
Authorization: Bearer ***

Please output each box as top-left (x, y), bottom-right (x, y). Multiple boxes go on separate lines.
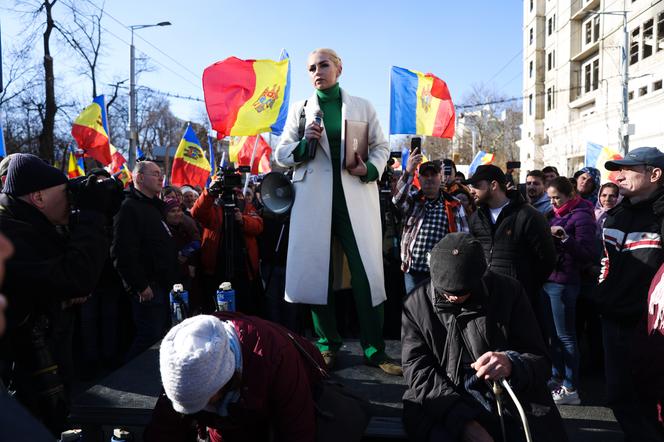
top-left (111, 161), bottom-right (178, 361)
top-left (0, 153), bottom-right (113, 436)
top-left (191, 173), bottom-right (263, 314)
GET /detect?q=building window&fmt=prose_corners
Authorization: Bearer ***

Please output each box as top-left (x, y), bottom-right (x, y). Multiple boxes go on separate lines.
top-left (583, 15), bottom-right (600, 47)
top-left (529, 60), bottom-right (534, 78)
top-left (583, 57), bottom-right (600, 93)
top-left (654, 80), bottom-right (663, 91)
top-left (530, 0), bottom-right (533, 11)
top-left (547, 15), bottom-right (556, 35)
top-left (547, 51), bottom-right (556, 71)
top-left (639, 86), bottom-right (648, 96)
top-left (529, 94), bottom-right (533, 116)
top-left (630, 27), bottom-right (640, 65)
top-left (628, 91), bottom-right (634, 100)
top-left (657, 12), bottom-right (664, 51)
top-left (643, 19), bottom-right (654, 59)
top-left (530, 28), bottom-right (534, 45)
top-left (546, 86), bottom-right (556, 111)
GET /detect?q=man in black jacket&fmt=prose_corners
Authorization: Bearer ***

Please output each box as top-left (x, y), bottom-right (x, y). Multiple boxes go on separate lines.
top-left (597, 147), bottom-right (664, 442)
top-left (112, 161), bottom-right (177, 360)
top-left (465, 165), bottom-right (556, 331)
top-left (0, 154), bottom-right (111, 436)
top-left (402, 233), bottom-right (566, 442)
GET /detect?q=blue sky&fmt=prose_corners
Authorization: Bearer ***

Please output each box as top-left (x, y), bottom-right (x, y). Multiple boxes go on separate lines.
top-left (2, 0), bottom-right (524, 132)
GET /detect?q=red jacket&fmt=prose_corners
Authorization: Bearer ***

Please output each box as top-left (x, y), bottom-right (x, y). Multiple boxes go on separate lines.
top-left (191, 190), bottom-right (263, 278)
top-left (144, 313), bottom-right (326, 442)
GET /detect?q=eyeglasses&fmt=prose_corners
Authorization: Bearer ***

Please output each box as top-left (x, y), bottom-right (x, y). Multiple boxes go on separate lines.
top-left (141, 171), bottom-right (163, 178)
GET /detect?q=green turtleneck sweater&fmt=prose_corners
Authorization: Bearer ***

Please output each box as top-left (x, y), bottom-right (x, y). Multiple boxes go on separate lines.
top-left (294, 83), bottom-right (378, 182)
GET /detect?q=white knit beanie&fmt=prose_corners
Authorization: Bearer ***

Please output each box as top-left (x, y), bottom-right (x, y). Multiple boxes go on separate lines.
top-left (159, 315), bottom-right (236, 414)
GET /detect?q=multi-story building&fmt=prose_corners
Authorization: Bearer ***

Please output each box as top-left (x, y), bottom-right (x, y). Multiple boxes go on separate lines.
top-left (519, 0), bottom-right (664, 179)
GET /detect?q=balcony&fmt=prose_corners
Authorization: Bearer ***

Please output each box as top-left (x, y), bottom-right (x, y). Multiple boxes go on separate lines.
top-left (571, 40), bottom-right (599, 62)
top-left (571, 0), bottom-right (600, 21)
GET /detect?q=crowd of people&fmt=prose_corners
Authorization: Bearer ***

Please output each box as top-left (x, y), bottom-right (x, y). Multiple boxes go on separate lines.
top-left (0, 47), bottom-right (662, 442)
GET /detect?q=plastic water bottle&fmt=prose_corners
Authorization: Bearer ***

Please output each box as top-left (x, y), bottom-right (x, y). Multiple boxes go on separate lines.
top-left (216, 282), bottom-right (236, 312)
top-left (111, 428), bottom-right (133, 441)
top-left (169, 283), bottom-right (189, 325)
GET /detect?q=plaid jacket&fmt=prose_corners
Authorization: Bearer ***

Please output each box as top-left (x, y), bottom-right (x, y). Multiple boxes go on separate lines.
top-left (393, 172), bottom-right (469, 273)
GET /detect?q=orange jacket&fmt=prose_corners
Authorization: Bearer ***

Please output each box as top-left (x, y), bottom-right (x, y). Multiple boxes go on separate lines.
top-left (191, 190), bottom-right (263, 279)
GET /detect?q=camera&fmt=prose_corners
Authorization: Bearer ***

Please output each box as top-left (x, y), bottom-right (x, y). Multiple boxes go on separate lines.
top-left (209, 167), bottom-right (243, 206)
top-left (67, 175), bottom-right (124, 216)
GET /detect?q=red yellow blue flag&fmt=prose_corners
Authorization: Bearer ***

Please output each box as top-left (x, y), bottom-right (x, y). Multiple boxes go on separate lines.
top-left (107, 144), bottom-right (132, 187)
top-left (585, 142), bottom-right (623, 184)
top-left (468, 150), bottom-right (495, 175)
top-left (67, 148), bottom-right (85, 178)
top-left (203, 57), bottom-right (290, 138)
top-left (390, 66), bottom-right (455, 138)
top-left (229, 135), bottom-right (271, 175)
top-left (171, 124), bottom-right (211, 189)
top-left (71, 95), bottom-right (112, 165)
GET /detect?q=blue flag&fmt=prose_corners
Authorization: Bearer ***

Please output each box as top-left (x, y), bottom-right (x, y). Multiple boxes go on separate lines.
top-left (0, 112), bottom-right (6, 157)
top-left (207, 135), bottom-right (216, 187)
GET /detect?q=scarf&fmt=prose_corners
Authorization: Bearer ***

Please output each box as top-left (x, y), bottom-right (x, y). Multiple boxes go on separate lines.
top-left (553, 195), bottom-right (582, 218)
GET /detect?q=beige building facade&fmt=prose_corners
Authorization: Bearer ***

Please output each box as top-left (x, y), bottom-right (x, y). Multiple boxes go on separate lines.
top-left (519, 0), bottom-right (664, 180)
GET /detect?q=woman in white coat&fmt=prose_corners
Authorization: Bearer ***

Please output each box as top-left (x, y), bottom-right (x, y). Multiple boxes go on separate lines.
top-left (275, 48), bottom-right (401, 375)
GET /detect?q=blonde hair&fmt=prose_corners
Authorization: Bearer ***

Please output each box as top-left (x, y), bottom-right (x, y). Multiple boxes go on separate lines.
top-left (308, 48), bottom-right (342, 69)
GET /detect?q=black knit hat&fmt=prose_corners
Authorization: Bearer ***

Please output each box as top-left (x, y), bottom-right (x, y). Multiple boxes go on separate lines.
top-left (3, 153), bottom-right (68, 196)
top-left (429, 232), bottom-right (487, 295)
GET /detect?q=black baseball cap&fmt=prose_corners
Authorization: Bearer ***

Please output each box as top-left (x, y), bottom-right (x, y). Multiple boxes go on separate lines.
top-left (463, 164), bottom-right (507, 186)
top-left (605, 147), bottom-right (664, 171)
top-left (419, 161), bottom-right (441, 175)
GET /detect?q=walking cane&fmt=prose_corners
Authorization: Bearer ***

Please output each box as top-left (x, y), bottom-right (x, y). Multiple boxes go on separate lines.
top-left (492, 379), bottom-right (533, 442)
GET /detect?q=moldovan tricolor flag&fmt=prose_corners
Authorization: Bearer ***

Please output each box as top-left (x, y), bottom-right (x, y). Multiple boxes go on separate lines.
top-left (71, 95), bottom-right (112, 165)
top-left (390, 66), bottom-right (455, 138)
top-left (229, 135), bottom-right (271, 175)
top-left (108, 144), bottom-right (132, 187)
top-left (585, 142), bottom-right (623, 183)
top-left (469, 151), bottom-right (495, 175)
top-left (203, 57), bottom-right (290, 138)
top-left (171, 124), bottom-right (211, 189)
top-left (67, 148), bottom-right (85, 178)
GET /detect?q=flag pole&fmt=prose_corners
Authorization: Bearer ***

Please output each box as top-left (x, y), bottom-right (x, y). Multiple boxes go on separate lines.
top-left (243, 134), bottom-right (261, 194)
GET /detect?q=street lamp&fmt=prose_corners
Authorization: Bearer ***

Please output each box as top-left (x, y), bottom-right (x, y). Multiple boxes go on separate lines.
top-left (128, 21), bottom-right (171, 169)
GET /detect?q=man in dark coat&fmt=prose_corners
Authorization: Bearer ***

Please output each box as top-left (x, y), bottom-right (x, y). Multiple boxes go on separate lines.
top-left (144, 312), bottom-right (325, 442)
top-left (0, 154), bottom-right (111, 436)
top-left (465, 165), bottom-right (556, 331)
top-left (111, 161), bottom-right (178, 360)
top-left (596, 147), bottom-right (664, 442)
top-left (402, 232), bottom-right (567, 442)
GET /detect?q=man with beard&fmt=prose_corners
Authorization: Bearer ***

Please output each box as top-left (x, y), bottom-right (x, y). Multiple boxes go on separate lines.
top-left (465, 165), bottom-right (556, 332)
top-left (526, 170), bottom-right (552, 214)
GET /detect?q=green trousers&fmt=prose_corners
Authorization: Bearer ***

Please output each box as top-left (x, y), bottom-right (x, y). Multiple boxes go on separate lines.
top-left (311, 184), bottom-right (387, 363)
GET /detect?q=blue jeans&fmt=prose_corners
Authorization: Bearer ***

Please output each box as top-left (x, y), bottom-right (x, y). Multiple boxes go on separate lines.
top-left (542, 282), bottom-right (580, 389)
top-left (404, 270), bottom-right (429, 295)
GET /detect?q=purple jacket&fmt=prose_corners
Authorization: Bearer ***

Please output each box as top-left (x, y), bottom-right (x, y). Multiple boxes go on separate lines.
top-left (547, 200), bottom-right (597, 285)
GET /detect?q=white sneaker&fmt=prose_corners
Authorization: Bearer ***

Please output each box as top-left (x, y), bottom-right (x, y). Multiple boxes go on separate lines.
top-left (552, 386), bottom-right (581, 405)
top-left (547, 378), bottom-right (562, 391)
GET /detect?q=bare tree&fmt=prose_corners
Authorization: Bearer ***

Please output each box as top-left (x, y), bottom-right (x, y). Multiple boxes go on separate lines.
top-left (36, 0), bottom-right (58, 163)
top-left (455, 83), bottom-right (522, 167)
top-left (55, 0), bottom-right (104, 98)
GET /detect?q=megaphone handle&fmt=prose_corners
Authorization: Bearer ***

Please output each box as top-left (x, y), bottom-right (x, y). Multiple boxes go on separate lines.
top-left (275, 223), bottom-right (286, 254)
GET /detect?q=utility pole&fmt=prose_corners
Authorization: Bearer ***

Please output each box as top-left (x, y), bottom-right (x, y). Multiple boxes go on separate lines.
top-left (128, 21), bottom-right (171, 170)
top-left (621, 6), bottom-right (630, 154)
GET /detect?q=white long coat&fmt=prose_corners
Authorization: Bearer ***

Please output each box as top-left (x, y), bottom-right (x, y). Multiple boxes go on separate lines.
top-left (275, 89), bottom-right (390, 306)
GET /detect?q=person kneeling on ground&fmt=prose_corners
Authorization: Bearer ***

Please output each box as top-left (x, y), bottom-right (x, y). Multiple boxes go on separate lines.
top-left (401, 232), bottom-right (567, 442)
top-left (144, 312), bottom-right (326, 442)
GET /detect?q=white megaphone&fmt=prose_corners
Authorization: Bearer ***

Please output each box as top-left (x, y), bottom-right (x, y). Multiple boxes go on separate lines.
top-left (260, 172), bottom-right (295, 215)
